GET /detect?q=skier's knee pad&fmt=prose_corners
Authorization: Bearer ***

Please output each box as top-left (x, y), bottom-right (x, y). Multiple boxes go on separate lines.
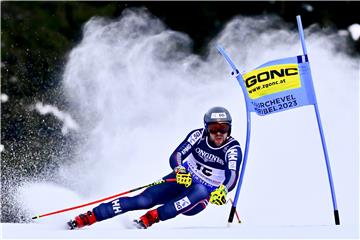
top-left (133, 191), bottom-right (154, 209)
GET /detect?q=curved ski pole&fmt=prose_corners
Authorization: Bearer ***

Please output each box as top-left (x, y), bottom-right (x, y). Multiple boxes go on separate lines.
top-left (32, 178), bottom-right (176, 220)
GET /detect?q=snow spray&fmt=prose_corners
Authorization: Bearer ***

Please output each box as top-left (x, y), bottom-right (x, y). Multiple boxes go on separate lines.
top-left (16, 9), bottom-right (358, 227)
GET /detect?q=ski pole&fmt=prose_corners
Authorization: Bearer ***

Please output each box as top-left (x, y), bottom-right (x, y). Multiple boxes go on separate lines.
top-left (32, 178), bottom-right (176, 220)
top-left (228, 198), bottom-right (241, 223)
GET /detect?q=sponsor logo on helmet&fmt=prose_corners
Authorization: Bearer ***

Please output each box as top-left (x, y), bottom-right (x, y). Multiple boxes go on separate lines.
top-left (210, 112), bottom-right (227, 119)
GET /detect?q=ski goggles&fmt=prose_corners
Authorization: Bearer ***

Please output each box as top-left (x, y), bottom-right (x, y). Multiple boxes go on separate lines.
top-left (207, 123), bottom-right (230, 134)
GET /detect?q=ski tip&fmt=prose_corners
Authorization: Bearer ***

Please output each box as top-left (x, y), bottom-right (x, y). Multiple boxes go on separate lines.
top-left (133, 219), bottom-right (146, 229)
top-left (67, 220), bottom-right (76, 230)
top-left (32, 215), bottom-right (39, 220)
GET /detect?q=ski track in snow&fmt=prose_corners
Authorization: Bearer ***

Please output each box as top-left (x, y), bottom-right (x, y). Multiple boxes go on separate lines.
top-left (1, 223), bottom-right (358, 239)
top-left (2, 9), bottom-right (359, 240)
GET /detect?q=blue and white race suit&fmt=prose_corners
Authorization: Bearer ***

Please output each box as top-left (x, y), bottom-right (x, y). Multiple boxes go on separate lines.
top-left (92, 128), bottom-right (242, 222)
top-left (170, 128), bottom-right (242, 192)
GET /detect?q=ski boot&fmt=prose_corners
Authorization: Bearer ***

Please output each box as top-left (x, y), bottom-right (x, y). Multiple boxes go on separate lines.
top-left (67, 211), bottom-right (97, 230)
top-left (133, 209), bottom-right (159, 229)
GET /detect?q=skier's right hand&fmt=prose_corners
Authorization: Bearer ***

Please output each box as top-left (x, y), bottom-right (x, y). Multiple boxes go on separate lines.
top-left (174, 166), bottom-right (192, 187)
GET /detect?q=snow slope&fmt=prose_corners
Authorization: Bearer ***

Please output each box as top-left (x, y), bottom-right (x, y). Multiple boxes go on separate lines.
top-left (1, 9), bottom-right (359, 240)
top-left (1, 222), bottom-right (356, 239)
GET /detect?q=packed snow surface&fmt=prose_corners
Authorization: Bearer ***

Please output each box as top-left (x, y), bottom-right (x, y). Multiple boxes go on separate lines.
top-left (2, 9), bottom-right (358, 240)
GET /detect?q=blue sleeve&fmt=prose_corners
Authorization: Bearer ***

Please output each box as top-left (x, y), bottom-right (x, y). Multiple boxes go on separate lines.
top-left (223, 144), bottom-right (242, 192)
top-left (169, 129), bottom-right (203, 170)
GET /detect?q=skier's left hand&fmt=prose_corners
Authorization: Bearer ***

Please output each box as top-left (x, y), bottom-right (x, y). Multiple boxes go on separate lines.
top-left (209, 185), bottom-right (228, 205)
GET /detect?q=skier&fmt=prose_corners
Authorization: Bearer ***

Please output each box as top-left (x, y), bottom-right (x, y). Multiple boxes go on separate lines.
top-left (68, 106), bottom-right (242, 229)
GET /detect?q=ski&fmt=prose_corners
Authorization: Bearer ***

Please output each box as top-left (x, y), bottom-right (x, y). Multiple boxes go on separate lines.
top-left (132, 219), bottom-right (146, 229)
top-left (67, 219), bottom-right (77, 230)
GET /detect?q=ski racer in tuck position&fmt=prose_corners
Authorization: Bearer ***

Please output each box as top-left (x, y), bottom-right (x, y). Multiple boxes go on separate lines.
top-left (68, 106), bottom-right (242, 229)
